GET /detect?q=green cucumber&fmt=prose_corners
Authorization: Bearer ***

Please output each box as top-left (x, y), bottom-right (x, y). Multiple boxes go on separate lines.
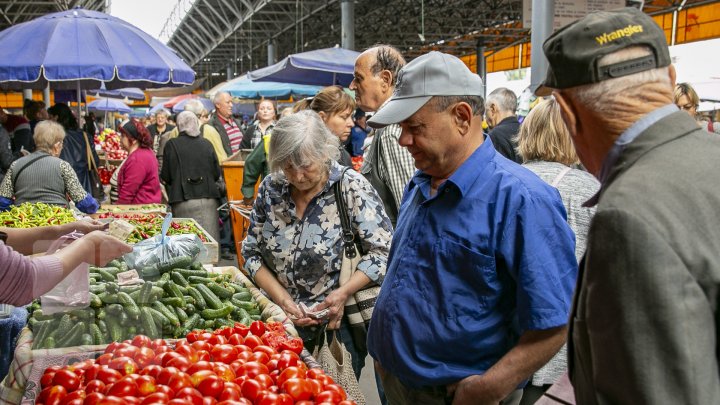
top-left (174, 269), bottom-right (209, 278)
top-left (208, 283), bottom-right (234, 299)
top-left (232, 291), bottom-right (252, 302)
top-left (195, 284), bottom-right (222, 310)
top-left (170, 272), bottom-right (190, 287)
top-left (117, 292), bottom-right (140, 319)
top-left (174, 306), bottom-right (189, 323)
top-left (152, 302), bottom-right (180, 326)
top-left (89, 292), bottom-right (103, 308)
top-left (57, 322), bottom-right (84, 347)
top-left (200, 305), bottom-right (233, 319)
top-left (91, 268), bottom-right (115, 282)
top-left (140, 307), bottom-right (159, 338)
top-left (90, 323), bottom-right (104, 345)
top-left (79, 333), bottom-right (94, 346)
top-left (56, 314), bottom-right (73, 336)
top-left (161, 297), bottom-right (186, 307)
top-left (186, 287), bottom-right (206, 310)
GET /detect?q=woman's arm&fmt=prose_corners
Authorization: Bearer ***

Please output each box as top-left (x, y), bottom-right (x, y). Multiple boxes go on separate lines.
top-left (0, 162), bottom-right (16, 210)
top-left (1, 220), bottom-right (107, 255)
top-left (59, 161), bottom-right (98, 214)
top-left (253, 266), bottom-right (320, 327)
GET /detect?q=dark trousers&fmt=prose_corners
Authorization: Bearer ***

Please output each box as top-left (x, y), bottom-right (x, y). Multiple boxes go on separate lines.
top-left (376, 362), bottom-right (523, 405)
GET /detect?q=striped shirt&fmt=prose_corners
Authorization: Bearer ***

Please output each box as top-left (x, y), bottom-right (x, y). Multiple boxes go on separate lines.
top-left (370, 123), bottom-right (416, 209)
top-left (219, 115), bottom-right (243, 153)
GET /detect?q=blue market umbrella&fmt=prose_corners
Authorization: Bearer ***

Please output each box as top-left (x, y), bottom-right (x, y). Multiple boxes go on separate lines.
top-left (247, 47), bottom-right (360, 87)
top-left (220, 75), bottom-right (322, 99)
top-left (0, 8), bottom-right (194, 91)
top-left (88, 87), bottom-right (146, 101)
top-left (87, 98), bottom-right (132, 113)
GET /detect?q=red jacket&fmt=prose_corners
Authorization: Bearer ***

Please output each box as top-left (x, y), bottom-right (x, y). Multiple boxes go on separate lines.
top-left (117, 148), bottom-right (161, 204)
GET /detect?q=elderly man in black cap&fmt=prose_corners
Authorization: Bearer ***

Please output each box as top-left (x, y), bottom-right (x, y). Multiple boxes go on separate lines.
top-left (367, 51), bottom-right (578, 405)
top-left (539, 7), bottom-right (720, 404)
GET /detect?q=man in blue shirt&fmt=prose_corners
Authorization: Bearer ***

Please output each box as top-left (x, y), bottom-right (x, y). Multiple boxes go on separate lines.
top-left (366, 51), bottom-right (577, 405)
top-left (348, 108), bottom-right (370, 157)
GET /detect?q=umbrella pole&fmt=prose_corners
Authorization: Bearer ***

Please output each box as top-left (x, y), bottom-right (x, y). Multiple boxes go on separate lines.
top-left (76, 82), bottom-right (82, 128)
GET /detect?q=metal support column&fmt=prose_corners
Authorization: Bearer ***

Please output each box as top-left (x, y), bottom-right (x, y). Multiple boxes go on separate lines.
top-left (341, 0), bottom-right (355, 50)
top-left (267, 40), bottom-right (276, 66)
top-left (227, 64), bottom-right (233, 81)
top-left (22, 89), bottom-right (32, 102)
top-left (529, 0), bottom-right (555, 92)
top-left (43, 85), bottom-right (51, 108)
top-left (476, 39), bottom-right (487, 99)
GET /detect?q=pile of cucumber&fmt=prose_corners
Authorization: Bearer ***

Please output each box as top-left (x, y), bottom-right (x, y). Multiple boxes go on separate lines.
top-left (27, 258), bottom-right (262, 349)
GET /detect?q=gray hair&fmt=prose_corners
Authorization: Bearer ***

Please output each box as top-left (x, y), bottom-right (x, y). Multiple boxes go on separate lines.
top-left (564, 46), bottom-right (671, 115)
top-left (213, 91), bottom-right (230, 106)
top-left (154, 108), bottom-right (170, 117)
top-left (368, 45), bottom-right (406, 86)
top-left (429, 95), bottom-right (485, 117)
top-left (268, 110), bottom-right (340, 175)
top-left (34, 120), bottom-right (66, 152)
top-left (486, 87), bottom-right (517, 114)
top-left (176, 111), bottom-right (200, 137)
top-left (184, 99), bottom-right (205, 116)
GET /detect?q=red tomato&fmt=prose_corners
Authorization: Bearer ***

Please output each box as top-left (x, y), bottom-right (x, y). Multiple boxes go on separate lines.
top-left (113, 345), bottom-right (140, 360)
top-left (105, 342), bottom-right (120, 354)
top-left (243, 335), bottom-right (263, 350)
top-left (139, 365), bottom-right (163, 379)
top-left (234, 351), bottom-right (252, 363)
top-left (218, 385), bottom-right (241, 402)
top-left (253, 345), bottom-right (276, 357)
top-left (323, 384), bottom-right (348, 400)
top-left (232, 324), bottom-right (250, 337)
top-left (69, 360), bottom-right (93, 377)
top-left (62, 387), bottom-right (86, 404)
top-left (165, 356), bottom-right (191, 372)
top-left (202, 397), bottom-right (217, 405)
top-left (167, 372), bottom-right (193, 394)
top-left (173, 387), bottom-right (203, 405)
top-left (158, 352), bottom-right (182, 367)
top-left (134, 347), bottom-right (156, 368)
top-left (197, 374), bottom-right (224, 398)
top-left (210, 345), bottom-right (238, 364)
top-left (85, 379), bottom-right (106, 394)
top-left (98, 395), bottom-right (129, 405)
top-left (315, 390), bottom-right (344, 403)
top-left (157, 367), bottom-right (180, 386)
top-left (227, 335), bottom-right (244, 346)
top-left (51, 369), bottom-right (80, 393)
top-left (265, 359), bottom-right (278, 372)
top-left (256, 392), bottom-right (293, 405)
top-left (307, 378), bottom-right (323, 396)
top-left (174, 344), bottom-right (196, 359)
top-left (108, 357), bottom-right (138, 376)
top-left (237, 361), bottom-right (269, 379)
top-left (277, 351), bottom-right (301, 369)
top-left (239, 379), bottom-right (264, 402)
top-left (249, 321), bottom-right (266, 337)
top-left (136, 375), bottom-right (157, 396)
top-left (254, 374), bottom-right (274, 390)
top-left (106, 376), bottom-right (138, 397)
top-left (154, 384), bottom-right (175, 398)
top-left (250, 352), bottom-right (270, 365)
top-left (313, 373), bottom-right (335, 387)
top-left (196, 350), bottom-right (211, 362)
top-left (215, 327), bottom-right (233, 338)
top-left (150, 339), bottom-right (168, 351)
top-left (306, 368), bottom-right (325, 379)
top-left (217, 400), bottom-right (252, 405)
top-left (131, 335), bottom-right (151, 348)
top-left (281, 378), bottom-right (313, 401)
top-left (278, 338), bottom-right (303, 355)
top-left (186, 361), bottom-right (213, 375)
top-left (168, 400), bottom-right (188, 405)
top-left (43, 385), bottom-right (67, 405)
top-left (140, 392), bottom-right (170, 405)
top-left (83, 392), bottom-right (105, 405)
top-left (96, 354), bottom-right (113, 366)
top-left (190, 370), bottom-right (215, 387)
top-left (265, 322), bottom-right (285, 334)
top-left (62, 399), bottom-right (84, 405)
top-left (276, 367), bottom-right (306, 388)
top-left (190, 341), bottom-right (212, 352)
top-left (212, 364), bottom-right (235, 382)
top-left (207, 334), bottom-right (227, 346)
top-left (40, 369), bottom-right (58, 389)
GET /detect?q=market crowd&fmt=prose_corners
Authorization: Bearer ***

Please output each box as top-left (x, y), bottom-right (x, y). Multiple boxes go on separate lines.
top-left (1, 6), bottom-right (719, 405)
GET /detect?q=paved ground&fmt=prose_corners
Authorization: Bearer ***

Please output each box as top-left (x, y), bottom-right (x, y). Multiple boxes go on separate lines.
top-left (218, 254), bottom-right (381, 404)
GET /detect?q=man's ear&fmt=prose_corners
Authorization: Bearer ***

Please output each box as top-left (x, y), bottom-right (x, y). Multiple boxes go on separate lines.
top-left (379, 70), bottom-right (393, 93)
top-left (668, 64), bottom-right (677, 88)
top-left (553, 91), bottom-right (579, 138)
top-left (452, 102), bottom-right (473, 135)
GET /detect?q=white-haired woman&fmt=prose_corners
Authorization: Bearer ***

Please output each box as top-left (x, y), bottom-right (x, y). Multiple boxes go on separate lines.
top-left (0, 121), bottom-right (98, 213)
top-left (242, 110), bottom-right (393, 380)
top-left (160, 111), bottom-right (222, 241)
top-left (147, 108), bottom-right (175, 155)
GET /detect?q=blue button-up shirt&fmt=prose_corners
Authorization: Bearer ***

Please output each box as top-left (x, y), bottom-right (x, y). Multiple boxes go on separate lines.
top-left (368, 137), bottom-right (578, 388)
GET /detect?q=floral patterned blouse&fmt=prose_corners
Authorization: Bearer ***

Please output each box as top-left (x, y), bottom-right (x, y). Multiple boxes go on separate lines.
top-left (242, 161), bottom-right (393, 306)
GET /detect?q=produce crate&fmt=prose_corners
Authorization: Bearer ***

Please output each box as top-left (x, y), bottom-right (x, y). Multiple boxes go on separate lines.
top-left (95, 203), bottom-right (168, 215)
top-left (0, 267), bottom-right (317, 405)
top-left (177, 217), bottom-right (218, 265)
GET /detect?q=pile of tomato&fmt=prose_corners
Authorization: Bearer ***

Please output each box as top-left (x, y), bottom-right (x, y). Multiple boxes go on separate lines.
top-left (37, 321), bottom-right (355, 405)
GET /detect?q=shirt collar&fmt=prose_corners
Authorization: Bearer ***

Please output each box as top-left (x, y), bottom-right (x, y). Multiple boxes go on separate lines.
top-left (411, 135), bottom-right (495, 199)
top-left (218, 114), bottom-right (234, 126)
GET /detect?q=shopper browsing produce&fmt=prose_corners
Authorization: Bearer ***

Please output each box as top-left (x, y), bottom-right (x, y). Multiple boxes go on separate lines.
top-left (115, 119), bottom-right (162, 204)
top-left (0, 121), bottom-right (99, 214)
top-left (0, 220), bottom-right (131, 306)
top-left (242, 110), bottom-right (392, 379)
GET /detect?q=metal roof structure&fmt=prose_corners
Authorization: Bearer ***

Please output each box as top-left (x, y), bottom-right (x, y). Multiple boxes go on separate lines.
top-left (0, 0), bottom-right (106, 30)
top-left (162, 0), bottom-right (719, 88)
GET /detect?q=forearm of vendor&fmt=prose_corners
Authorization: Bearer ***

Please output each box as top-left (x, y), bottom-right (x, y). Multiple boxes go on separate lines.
top-left (0, 222), bottom-right (98, 255)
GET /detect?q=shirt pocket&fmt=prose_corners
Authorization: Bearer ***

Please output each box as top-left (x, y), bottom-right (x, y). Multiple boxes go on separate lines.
top-left (434, 237), bottom-right (500, 313)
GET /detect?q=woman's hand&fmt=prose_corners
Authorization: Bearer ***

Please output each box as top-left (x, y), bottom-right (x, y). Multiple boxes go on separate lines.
top-left (280, 297), bottom-right (321, 327)
top-left (314, 288), bottom-right (350, 330)
top-left (62, 219), bottom-right (108, 235)
top-left (82, 231), bottom-right (133, 266)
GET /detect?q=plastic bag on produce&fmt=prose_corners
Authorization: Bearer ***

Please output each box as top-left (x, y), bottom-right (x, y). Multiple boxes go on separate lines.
top-left (40, 231), bottom-right (89, 315)
top-left (122, 213), bottom-right (206, 279)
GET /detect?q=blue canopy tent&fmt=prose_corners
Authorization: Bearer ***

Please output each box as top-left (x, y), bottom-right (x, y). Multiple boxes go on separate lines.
top-left (87, 98), bottom-right (132, 113)
top-left (247, 47), bottom-right (360, 87)
top-left (219, 75), bottom-right (322, 99)
top-left (88, 87), bottom-right (146, 101)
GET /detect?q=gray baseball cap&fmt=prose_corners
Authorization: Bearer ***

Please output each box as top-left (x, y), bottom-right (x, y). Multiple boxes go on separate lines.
top-left (367, 51), bottom-right (484, 128)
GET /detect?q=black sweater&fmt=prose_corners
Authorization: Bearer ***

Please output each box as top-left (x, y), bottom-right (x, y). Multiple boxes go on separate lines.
top-left (160, 133), bottom-right (221, 204)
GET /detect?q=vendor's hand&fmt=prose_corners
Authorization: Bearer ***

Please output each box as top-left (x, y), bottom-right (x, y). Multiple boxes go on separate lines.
top-left (314, 288), bottom-right (350, 330)
top-left (82, 231), bottom-right (133, 266)
top-left (281, 297), bottom-right (321, 327)
top-left (63, 219), bottom-right (108, 235)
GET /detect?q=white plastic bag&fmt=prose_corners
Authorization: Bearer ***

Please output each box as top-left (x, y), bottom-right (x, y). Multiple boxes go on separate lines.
top-left (40, 231), bottom-right (89, 315)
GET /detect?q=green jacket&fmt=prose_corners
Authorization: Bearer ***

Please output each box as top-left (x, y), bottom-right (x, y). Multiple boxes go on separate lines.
top-left (241, 141), bottom-right (268, 199)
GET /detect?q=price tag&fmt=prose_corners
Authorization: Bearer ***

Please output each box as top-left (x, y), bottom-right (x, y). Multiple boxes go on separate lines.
top-left (108, 219), bottom-right (135, 241)
top-left (117, 269), bottom-right (144, 286)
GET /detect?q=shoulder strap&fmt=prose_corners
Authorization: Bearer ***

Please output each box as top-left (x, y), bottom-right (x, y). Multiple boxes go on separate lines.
top-left (550, 166), bottom-right (572, 188)
top-left (82, 131), bottom-right (97, 172)
top-left (709, 121), bottom-right (714, 132)
top-left (333, 167), bottom-right (364, 259)
top-left (12, 154), bottom-right (50, 186)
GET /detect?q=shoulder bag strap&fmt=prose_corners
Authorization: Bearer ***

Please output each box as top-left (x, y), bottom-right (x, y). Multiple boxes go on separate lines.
top-left (333, 167), bottom-right (363, 259)
top-left (12, 154), bottom-right (50, 187)
top-left (550, 166), bottom-right (572, 188)
top-left (82, 131), bottom-right (98, 172)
